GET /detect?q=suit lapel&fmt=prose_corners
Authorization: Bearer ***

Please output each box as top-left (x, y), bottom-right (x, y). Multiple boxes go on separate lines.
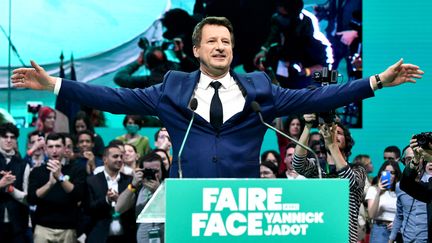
top-left (231, 71), bottom-right (256, 115)
top-left (179, 70), bottom-right (200, 113)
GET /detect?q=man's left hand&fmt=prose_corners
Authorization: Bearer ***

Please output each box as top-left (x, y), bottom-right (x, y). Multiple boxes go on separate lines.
top-left (379, 59), bottom-right (424, 87)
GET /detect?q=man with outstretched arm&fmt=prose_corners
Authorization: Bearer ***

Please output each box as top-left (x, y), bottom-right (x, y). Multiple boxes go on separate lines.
top-left (11, 16), bottom-right (423, 178)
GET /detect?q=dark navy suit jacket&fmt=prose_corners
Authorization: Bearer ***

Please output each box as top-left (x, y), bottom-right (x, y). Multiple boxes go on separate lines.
top-left (59, 70), bottom-right (374, 178)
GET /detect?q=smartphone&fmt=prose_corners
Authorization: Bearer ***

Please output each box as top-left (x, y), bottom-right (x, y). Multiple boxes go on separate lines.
top-left (381, 171), bottom-right (391, 189)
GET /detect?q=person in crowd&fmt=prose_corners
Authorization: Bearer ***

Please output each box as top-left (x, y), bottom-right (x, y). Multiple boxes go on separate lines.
top-left (75, 130), bottom-right (103, 174)
top-left (400, 136), bottom-right (432, 242)
top-left (160, 8), bottom-right (199, 71)
top-left (260, 160), bottom-right (278, 178)
top-left (365, 160), bottom-right (401, 243)
top-left (153, 148), bottom-right (171, 174)
top-left (72, 111), bottom-right (105, 157)
top-left (293, 114), bottom-right (366, 243)
top-left (116, 152), bottom-right (168, 243)
top-left (261, 150), bottom-right (282, 168)
top-left (85, 145), bottom-right (135, 243)
top-left (116, 115), bottom-right (151, 157)
top-left (11, 16), bottom-right (423, 178)
top-left (24, 130), bottom-right (47, 168)
top-left (0, 123), bottom-right (30, 242)
top-left (27, 133), bottom-right (86, 243)
top-left (281, 143), bottom-right (305, 179)
top-left (154, 128), bottom-right (172, 159)
top-left (254, 0), bottom-right (331, 89)
top-left (36, 106), bottom-right (56, 136)
top-left (275, 114), bottom-right (304, 174)
top-left (384, 145), bottom-right (401, 163)
top-left (390, 146), bottom-right (429, 243)
top-left (122, 144), bottom-right (140, 176)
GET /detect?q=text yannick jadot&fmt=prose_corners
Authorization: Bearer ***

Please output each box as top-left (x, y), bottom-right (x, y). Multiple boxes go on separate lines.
top-left (192, 187), bottom-right (325, 237)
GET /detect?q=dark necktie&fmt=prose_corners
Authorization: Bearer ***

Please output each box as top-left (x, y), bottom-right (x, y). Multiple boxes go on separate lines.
top-left (210, 81), bottom-right (223, 130)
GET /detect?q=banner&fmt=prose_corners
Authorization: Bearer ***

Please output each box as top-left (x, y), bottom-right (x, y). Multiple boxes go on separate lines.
top-left (165, 179), bottom-right (349, 243)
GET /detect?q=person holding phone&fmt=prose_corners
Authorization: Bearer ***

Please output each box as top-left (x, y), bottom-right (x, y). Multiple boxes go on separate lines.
top-left (365, 160), bottom-right (402, 243)
top-left (116, 152), bottom-right (168, 243)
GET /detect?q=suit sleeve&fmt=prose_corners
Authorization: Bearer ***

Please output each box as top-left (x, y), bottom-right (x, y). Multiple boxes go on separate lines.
top-left (400, 165), bottom-right (432, 203)
top-left (85, 176), bottom-right (111, 217)
top-left (58, 71), bottom-right (173, 116)
top-left (272, 78), bottom-right (374, 117)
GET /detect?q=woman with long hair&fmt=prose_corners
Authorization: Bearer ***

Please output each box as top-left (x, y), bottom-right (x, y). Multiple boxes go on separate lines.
top-left (365, 160), bottom-right (402, 243)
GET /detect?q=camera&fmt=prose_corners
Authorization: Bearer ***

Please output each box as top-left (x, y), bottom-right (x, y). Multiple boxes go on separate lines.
top-left (312, 67), bottom-right (338, 85)
top-left (27, 102), bottom-right (42, 114)
top-left (142, 168), bottom-right (158, 180)
top-left (413, 132), bottom-right (432, 149)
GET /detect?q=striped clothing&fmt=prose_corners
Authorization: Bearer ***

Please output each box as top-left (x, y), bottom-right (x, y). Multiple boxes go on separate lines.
top-left (293, 154), bottom-right (366, 243)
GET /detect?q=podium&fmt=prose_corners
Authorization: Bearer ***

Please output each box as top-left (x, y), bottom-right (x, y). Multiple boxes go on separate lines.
top-left (137, 179), bottom-right (349, 243)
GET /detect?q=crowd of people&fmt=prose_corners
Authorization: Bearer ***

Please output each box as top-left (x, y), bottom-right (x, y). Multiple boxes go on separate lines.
top-left (4, 0), bottom-right (426, 242)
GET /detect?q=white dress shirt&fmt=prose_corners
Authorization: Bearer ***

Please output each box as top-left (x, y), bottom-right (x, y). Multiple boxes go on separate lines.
top-left (193, 72), bottom-right (245, 123)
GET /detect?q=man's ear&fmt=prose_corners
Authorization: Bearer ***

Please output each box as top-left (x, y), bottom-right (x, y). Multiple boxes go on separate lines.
top-left (193, 45), bottom-right (199, 58)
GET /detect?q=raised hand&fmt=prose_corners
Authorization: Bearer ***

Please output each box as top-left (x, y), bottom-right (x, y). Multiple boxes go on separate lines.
top-left (380, 59), bottom-right (424, 87)
top-left (11, 60), bottom-right (57, 90)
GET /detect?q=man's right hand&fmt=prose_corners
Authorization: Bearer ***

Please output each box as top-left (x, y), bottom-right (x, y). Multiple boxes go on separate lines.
top-left (11, 60), bottom-right (57, 91)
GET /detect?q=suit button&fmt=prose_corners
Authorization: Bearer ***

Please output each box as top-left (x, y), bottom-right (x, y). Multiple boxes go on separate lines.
top-left (212, 156), bottom-right (218, 163)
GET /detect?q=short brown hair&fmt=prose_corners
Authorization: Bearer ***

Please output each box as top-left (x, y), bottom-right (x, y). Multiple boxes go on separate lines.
top-left (192, 16), bottom-right (235, 47)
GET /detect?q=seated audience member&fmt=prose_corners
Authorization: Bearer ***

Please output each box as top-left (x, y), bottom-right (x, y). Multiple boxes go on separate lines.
top-left (73, 111), bottom-right (105, 157)
top-left (153, 148), bottom-right (171, 174)
top-left (24, 130), bottom-right (47, 168)
top-left (116, 115), bottom-right (151, 157)
top-left (365, 160), bottom-right (401, 243)
top-left (28, 133), bottom-right (86, 243)
top-left (293, 114), bottom-right (365, 243)
top-left (36, 106), bottom-right (56, 135)
top-left (260, 160), bottom-right (278, 179)
top-left (75, 130), bottom-right (103, 174)
top-left (85, 145), bottom-right (135, 243)
top-left (116, 152), bottom-right (168, 243)
top-left (0, 123), bottom-right (30, 242)
top-left (400, 137), bottom-right (432, 242)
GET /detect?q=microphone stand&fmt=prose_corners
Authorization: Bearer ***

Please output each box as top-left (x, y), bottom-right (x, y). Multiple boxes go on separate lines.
top-left (177, 99), bottom-right (198, 178)
top-left (252, 102), bottom-right (322, 179)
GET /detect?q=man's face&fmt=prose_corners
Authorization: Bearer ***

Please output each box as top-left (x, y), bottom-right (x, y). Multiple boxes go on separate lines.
top-left (384, 152), bottom-right (398, 162)
top-left (46, 138), bottom-right (65, 161)
top-left (193, 24), bottom-right (233, 78)
top-left (143, 160), bottom-right (162, 181)
top-left (284, 147), bottom-right (295, 170)
top-left (403, 147), bottom-right (414, 165)
top-left (0, 132), bottom-right (16, 153)
top-left (77, 134), bottom-right (94, 153)
top-left (104, 147), bottom-right (123, 173)
top-left (28, 134), bottom-right (44, 156)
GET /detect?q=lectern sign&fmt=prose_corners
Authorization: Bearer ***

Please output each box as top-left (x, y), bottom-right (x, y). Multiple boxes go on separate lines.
top-left (165, 179), bottom-right (348, 243)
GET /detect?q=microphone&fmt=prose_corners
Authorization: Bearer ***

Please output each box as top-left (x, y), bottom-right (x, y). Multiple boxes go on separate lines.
top-left (251, 101), bottom-right (322, 179)
top-left (177, 98), bottom-right (198, 178)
